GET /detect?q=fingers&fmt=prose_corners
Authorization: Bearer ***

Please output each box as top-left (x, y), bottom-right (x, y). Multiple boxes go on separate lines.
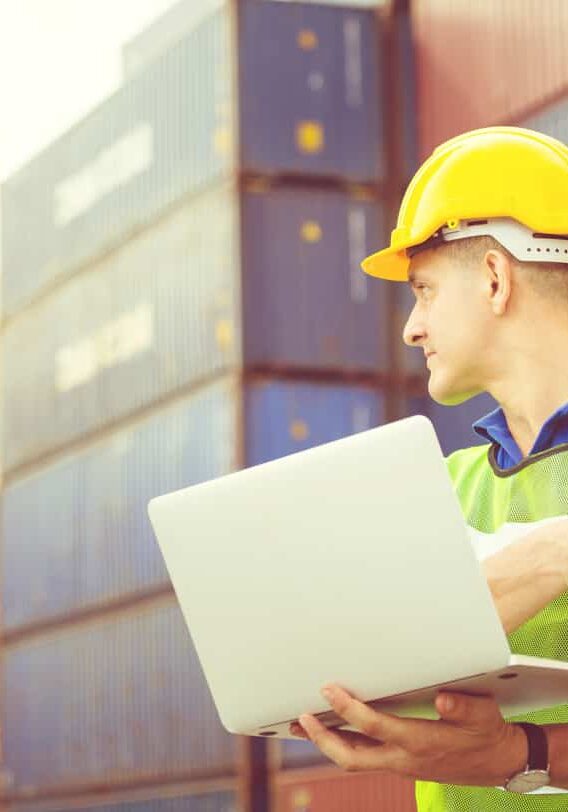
top-left (435, 691), bottom-right (504, 731)
top-left (297, 713), bottom-right (398, 773)
top-left (290, 720), bottom-right (381, 747)
top-left (317, 685), bottom-right (411, 746)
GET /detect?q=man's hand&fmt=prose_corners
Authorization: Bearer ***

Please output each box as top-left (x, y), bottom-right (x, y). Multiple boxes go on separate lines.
top-left (482, 517), bottom-right (568, 634)
top-left (289, 684), bottom-right (527, 787)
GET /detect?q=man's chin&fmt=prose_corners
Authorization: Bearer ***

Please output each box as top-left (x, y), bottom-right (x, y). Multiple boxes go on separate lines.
top-left (427, 376), bottom-right (481, 407)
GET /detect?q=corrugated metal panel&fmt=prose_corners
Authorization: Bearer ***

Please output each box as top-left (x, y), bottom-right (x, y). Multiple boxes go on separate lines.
top-left (1, 9), bottom-right (234, 318)
top-left (2, 377), bottom-right (239, 630)
top-left (123, 0), bottom-right (387, 80)
top-left (2, 376), bottom-right (385, 630)
top-left (273, 769), bottom-right (416, 812)
top-left (413, 0), bottom-right (568, 158)
top-left (245, 378), bottom-right (385, 465)
top-left (239, 1), bottom-right (384, 183)
top-left (522, 94), bottom-right (568, 140)
top-left (2, 601), bottom-right (237, 794)
top-left (2, 183), bottom-right (241, 473)
top-left (242, 185), bottom-right (389, 372)
top-left (271, 0), bottom-right (387, 5)
top-left (2, 1), bottom-right (383, 318)
top-left (123, 0), bottom-right (226, 78)
top-left (12, 791), bottom-right (237, 812)
top-left (278, 737), bottom-right (327, 771)
top-left (3, 183), bottom-right (389, 474)
top-left (122, 0), bottom-right (389, 78)
top-left (397, 12), bottom-right (419, 182)
top-left (404, 391), bottom-right (498, 457)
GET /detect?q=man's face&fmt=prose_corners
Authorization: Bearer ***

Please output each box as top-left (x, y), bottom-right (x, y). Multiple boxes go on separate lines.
top-left (402, 247), bottom-right (492, 405)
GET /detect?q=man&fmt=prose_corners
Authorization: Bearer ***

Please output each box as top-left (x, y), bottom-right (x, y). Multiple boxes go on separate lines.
top-left (289, 127), bottom-right (568, 809)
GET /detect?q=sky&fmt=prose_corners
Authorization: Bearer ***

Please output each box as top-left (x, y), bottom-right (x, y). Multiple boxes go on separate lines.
top-left (0, 0), bottom-right (181, 181)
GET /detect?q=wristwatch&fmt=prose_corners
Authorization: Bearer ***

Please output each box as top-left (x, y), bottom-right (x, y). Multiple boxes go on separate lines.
top-left (503, 723), bottom-right (551, 793)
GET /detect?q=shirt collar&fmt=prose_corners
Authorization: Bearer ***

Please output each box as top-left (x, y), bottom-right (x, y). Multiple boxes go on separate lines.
top-left (473, 400), bottom-right (568, 468)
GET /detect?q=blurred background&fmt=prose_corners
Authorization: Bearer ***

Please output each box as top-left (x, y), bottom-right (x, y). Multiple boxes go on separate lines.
top-left (0, 0), bottom-right (565, 809)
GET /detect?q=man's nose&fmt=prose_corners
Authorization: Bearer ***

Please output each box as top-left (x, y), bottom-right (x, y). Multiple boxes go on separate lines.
top-left (402, 309), bottom-right (426, 347)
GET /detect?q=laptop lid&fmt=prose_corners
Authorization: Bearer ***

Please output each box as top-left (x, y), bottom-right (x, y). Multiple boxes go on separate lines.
top-left (148, 414), bottom-right (511, 734)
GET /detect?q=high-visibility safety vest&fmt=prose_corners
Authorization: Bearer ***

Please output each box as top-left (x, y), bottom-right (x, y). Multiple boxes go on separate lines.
top-left (416, 442), bottom-right (568, 811)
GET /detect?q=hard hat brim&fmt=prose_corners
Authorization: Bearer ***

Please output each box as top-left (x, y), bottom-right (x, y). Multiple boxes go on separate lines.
top-left (361, 246), bottom-right (410, 281)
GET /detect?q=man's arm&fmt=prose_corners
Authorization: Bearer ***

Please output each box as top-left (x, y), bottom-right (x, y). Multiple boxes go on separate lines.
top-left (290, 519), bottom-right (568, 787)
top-left (481, 517), bottom-right (568, 634)
top-left (292, 687), bottom-right (568, 790)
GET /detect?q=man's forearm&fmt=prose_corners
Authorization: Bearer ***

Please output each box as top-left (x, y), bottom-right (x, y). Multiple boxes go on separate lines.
top-left (481, 529), bottom-right (568, 634)
top-left (486, 571), bottom-right (566, 635)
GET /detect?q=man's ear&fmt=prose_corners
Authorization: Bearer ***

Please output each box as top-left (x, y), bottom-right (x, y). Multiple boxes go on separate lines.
top-left (484, 249), bottom-right (512, 316)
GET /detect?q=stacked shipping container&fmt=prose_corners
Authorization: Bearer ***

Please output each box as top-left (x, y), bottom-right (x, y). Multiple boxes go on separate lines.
top-left (0, 2), bottom-right (399, 809)
top-left (11, 790), bottom-right (239, 812)
top-left (2, 184), bottom-right (389, 473)
top-left (1, 1), bottom-right (384, 318)
top-left (1, 1), bottom-right (513, 811)
top-left (2, 376), bottom-right (385, 633)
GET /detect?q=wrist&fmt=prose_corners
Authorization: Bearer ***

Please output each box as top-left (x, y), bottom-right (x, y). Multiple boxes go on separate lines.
top-left (543, 725), bottom-right (565, 787)
top-left (496, 723), bottom-right (529, 786)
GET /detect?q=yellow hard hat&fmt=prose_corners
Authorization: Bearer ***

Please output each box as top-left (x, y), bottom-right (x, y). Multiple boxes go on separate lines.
top-left (362, 126), bottom-right (568, 281)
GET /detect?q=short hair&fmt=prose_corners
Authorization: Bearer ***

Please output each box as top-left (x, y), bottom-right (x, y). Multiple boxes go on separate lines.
top-left (436, 235), bottom-right (568, 301)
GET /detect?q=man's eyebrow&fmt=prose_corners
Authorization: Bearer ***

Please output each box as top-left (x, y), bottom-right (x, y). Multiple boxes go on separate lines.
top-left (408, 270), bottom-right (416, 286)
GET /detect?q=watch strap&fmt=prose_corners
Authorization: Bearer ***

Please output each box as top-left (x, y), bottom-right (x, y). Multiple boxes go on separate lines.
top-left (515, 722), bottom-right (549, 771)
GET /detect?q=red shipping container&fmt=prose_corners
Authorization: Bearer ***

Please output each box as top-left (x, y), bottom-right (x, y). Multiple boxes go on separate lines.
top-left (412, 0), bottom-right (568, 158)
top-left (273, 767), bottom-right (416, 812)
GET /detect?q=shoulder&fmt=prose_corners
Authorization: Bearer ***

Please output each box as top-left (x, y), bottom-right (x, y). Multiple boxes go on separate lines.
top-left (444, 443), bottom-right (493, 485)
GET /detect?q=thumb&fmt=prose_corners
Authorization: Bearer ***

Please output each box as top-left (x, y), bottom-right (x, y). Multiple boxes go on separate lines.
top-left (435, 692), bottom-right (503, 730)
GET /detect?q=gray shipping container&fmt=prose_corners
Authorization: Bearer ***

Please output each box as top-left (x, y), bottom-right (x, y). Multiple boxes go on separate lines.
top-left (2, 599), bottom-right (238, 795)
top-left (1, 0), bottom-right (384, 317)
top-left (2, 374), bottom-right (385, 630)
top-left (522, 94), bottom-right (568, 141)
top-left (1, 10), bottom-right (233, 319)
top-left (2, 182), bottom-right (387, 474)
top-left (122, 0), bottom-right (226, 78)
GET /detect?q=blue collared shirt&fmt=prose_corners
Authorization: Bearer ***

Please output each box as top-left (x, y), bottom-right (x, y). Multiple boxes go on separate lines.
top-left (473, 400), bottom-right (568, 470)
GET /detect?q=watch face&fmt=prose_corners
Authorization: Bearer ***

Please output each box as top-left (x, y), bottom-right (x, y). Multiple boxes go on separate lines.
top-left (506, 770), bottom-right (551, 794)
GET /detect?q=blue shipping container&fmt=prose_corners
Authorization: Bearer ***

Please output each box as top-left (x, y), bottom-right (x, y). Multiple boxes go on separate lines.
top-left (2, 377), bottom-right (239, 630)
top-left (2, 375), bottom-right (386, 630)
top-left (1, 1), bottom-right (383, 317)
top-left (3, 600), bottom-right (237, 794)
top-left (239, 0), bottom-right (383, 182)
top-left (404, 391), bottom-right (499, 457)
top-left (3, 183), bottom-right (387, 473)
top-left (244, 376), bottom-right (384, 466)
top-left (12, 791), bottom-right (237, 812)
top-left (241, 184), bottom-right (389, 372)
top-left (391, 280), bottom-right (423, 376)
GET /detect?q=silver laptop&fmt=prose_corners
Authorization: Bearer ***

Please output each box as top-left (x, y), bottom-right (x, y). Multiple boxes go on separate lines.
top-left (147, 414), bottom-right (568, 739)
